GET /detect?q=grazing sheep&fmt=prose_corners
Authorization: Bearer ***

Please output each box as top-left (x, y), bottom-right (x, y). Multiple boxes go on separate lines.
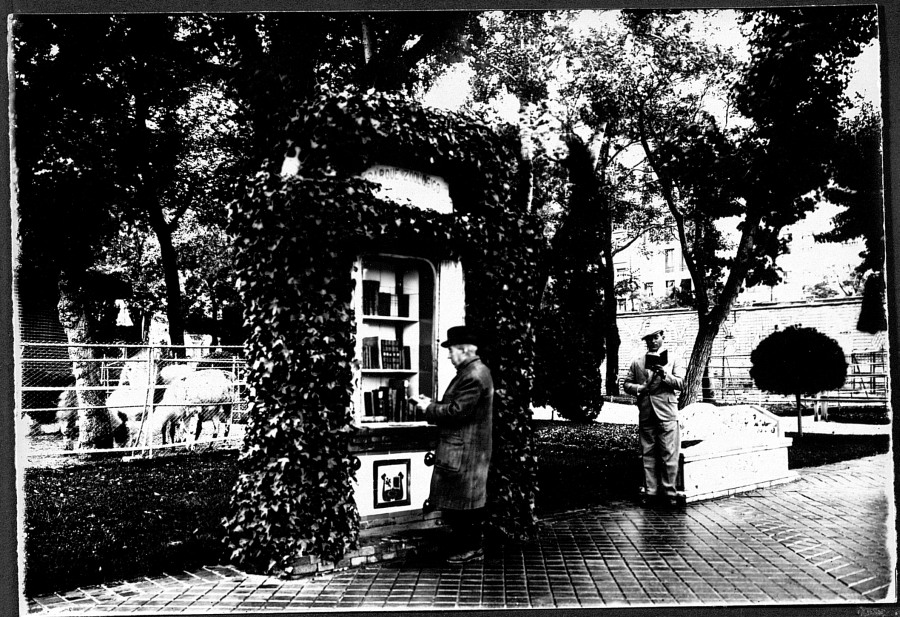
top-left (148, 369), bottom-right (235, 445)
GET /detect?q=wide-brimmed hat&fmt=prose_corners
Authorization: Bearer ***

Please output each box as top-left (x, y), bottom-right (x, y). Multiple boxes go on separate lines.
top-left (441, 325), bottom-right (480, 348)
top-left (641, 328), bottom-right (664, 341)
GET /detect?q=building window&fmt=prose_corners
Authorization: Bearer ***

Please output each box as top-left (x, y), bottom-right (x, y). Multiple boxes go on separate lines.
top-left (679, 251), bottom-right (687, 271)
top-left (664, 248), bottom-right (675, 273)
top-left (615, 267), bottom-right (628, 280)
top-left (680, 278), bottom-right (692, 291)
top-left (644, 282), bottom-right (654, 296)
top-left (617, 299), bottom-right (627, 311)
top-left (665, 280), bottom-right (675, 289)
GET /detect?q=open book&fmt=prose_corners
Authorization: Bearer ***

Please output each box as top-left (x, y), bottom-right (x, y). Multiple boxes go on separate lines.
top-left (645, 349), bottom-right (668, 370)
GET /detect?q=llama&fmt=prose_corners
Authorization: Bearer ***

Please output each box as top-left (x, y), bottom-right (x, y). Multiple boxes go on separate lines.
top-left (148, 369), bottom-right (236, 445)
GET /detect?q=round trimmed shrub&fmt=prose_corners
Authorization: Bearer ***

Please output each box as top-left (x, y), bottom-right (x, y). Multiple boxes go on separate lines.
top-left (749, 325), bottom-right (847, 434)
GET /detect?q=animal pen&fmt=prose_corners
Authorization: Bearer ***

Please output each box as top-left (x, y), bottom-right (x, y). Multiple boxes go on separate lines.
top-left (18, 342), bottom-right (249, 461)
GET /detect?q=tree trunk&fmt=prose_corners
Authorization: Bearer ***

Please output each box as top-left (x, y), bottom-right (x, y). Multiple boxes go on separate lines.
top-left (210, 281), bottom-right (220, 347)
top-left (601, 253), bottom-right (620, 396)
top-left (795, 392), bottom-right (803, 436)
top-left (701, 362), bottom-right (714, 401)
top-left (519, 120), bottom-right (535, 214)
top-left (147, 205), bottom-right (186, 356)
top-left (360, 15), bottom-right (374, 65)
top-left (57, 280), bottom-right (112, 449)
top-left (131, 85), bottom-right (186, 357)
top-left (678, 315), bottom-right (721, 409)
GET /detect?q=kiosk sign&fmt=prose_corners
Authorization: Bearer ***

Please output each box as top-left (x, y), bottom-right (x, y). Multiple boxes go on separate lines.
top-left (361, 165), bottom-right (452, 214)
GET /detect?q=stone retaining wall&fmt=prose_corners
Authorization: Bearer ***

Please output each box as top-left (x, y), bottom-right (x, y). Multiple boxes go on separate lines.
top-left (608, 298), bottom-right (888, 393)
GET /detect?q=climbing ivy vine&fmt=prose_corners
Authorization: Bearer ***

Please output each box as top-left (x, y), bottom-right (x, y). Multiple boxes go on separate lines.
top-left (224, 89), bottom-right (545, 573)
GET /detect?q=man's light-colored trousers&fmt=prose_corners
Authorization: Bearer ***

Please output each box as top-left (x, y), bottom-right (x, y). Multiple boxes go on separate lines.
top-left (639, 416), bottom-right (680, 497)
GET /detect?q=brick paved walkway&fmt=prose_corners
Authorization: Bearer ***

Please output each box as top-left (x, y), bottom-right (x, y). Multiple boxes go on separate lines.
top-left (26, 454), bottom-right (895, 613)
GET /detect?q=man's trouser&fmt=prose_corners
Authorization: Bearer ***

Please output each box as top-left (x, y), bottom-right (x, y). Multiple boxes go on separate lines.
top-left (639, 414), bottom-right (680, 497)
top-left (441, 507), bottom-right (485, 553)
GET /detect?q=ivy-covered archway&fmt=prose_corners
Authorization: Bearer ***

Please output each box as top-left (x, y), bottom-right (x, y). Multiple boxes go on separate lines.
top-left (224, 89), bottom-right (546, 573)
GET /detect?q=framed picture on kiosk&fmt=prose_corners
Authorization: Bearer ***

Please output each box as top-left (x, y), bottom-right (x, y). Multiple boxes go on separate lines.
top-left (372, 459), bottom-right (412, 509)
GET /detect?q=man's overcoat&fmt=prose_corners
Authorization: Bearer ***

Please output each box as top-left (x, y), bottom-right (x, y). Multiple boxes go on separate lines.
top-left (623, 353), bottom-right (684, 422)
top-left (425, 356), bottom-right (493, 510)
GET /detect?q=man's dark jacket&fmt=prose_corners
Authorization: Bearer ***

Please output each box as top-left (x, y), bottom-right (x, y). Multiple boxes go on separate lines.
top-left (425, 356), bottom-right (493, 510)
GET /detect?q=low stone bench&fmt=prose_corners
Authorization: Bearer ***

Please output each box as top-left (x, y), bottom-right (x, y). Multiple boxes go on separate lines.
top-left (678, 403), bottom-right (797, 503)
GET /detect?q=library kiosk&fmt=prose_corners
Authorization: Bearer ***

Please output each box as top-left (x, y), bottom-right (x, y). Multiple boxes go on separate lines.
top-left (348, 165), bottom-right (463, 532)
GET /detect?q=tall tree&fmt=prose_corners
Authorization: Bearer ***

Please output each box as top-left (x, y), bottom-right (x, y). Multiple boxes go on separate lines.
top-left (532, 136), bottom-right (606, 421)
top-left (14, 15), bottom-right (225, 347)
top-left (553, 12), bottom-right (727, 394)
top-left (13, 14), bottom-right (238, 445)
top-left (467, 12), bottom-right (617, 408)
top-left (14, 15), bottom-right (132, 448)
top-left (635, 7), bottom-right (877, 406)
top-left (814, 105), bottom-right (886, 333)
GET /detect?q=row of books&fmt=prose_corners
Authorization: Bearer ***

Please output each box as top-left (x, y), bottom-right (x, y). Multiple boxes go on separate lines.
top-left (362, 280), bottom-right (410, 317)
top-left (363, 379), bottom-right (421, 422)
top-left (361, 337), bottom-right (412, 370)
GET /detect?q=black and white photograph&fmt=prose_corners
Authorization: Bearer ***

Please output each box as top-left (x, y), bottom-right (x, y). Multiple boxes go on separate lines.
top-left (7, 3), bottom-right (897, 614)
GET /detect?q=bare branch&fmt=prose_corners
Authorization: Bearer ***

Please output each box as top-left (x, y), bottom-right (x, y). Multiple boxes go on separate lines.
top-left (638, 100), bottom-right (709, 314)
top-left (612, 223), bottom-right (672, 256)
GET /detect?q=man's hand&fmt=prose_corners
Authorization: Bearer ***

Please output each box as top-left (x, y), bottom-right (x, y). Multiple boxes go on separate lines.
top-left (411, 394), bottom-right (431, 412)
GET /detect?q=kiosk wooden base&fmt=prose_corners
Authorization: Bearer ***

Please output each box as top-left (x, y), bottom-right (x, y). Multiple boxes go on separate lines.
top-left (350, 423), bottom-right (440, 533)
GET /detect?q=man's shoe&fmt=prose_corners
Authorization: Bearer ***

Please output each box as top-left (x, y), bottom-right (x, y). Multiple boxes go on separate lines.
top-left (638, 493), bottom-right (658, 507)
top-left (661, 495), bottom-right (685, 509)
top-left (446, 547), bottom-right (484, 564)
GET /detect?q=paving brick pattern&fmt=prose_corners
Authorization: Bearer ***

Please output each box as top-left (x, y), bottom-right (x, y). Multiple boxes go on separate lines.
top-left (26, 454), bottom-right (894, 613)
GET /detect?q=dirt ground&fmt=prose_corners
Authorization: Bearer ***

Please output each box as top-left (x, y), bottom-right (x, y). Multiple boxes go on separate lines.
top-left (21, 421), bottom-right (246, 469)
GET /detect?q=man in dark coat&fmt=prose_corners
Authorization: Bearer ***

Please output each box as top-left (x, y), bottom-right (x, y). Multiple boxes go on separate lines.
top-left (412, 325), bottom-right (493, 564)
top-left (623, 328), bottom-right (684, 508)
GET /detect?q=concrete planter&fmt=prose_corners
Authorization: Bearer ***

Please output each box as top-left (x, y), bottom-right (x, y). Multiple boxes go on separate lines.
top-left (677, 403), bottom-right (797, 502)
top-left (680, 436), bottom-right (796, 502)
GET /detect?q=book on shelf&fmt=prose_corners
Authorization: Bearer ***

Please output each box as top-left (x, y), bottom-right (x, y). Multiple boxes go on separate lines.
top-left (362, 280), bottom-right (380, 315)
top-left (395, 271), bottom-right (408, 317)
top-left (362, 336), bottom-right (380, 369)
top-left (380, 339), bottom-right (403, 370)
top-left (377, 292), bottom-right (392, 316)
top-left (362, 379), bottom-right (417, 423)
top-left (401, 346), bottom-right (411, 370)
top-left (388, 378), bottom-right (409, 422)
top-left (372, 387), bottom-right (385, 418)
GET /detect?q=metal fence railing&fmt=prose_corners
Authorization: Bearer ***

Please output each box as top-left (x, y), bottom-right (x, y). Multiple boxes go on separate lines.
top-left (615, 349), bottom-right (890, 407)
top-left (19, 343), bottom-right (249, 459)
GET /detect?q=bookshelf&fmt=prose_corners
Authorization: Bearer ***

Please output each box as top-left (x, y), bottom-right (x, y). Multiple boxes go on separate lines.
top-left (355, 255), bottom-right (436, 425)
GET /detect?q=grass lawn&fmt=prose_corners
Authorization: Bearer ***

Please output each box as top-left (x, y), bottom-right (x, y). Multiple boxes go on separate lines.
top-left (23, 420), bottom-right (890, 596)
top-left (767, 403), bottom-right (890, 425)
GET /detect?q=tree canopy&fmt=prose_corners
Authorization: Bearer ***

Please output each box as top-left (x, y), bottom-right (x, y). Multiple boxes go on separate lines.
top-left (630, 7), bottom-right (876, 405)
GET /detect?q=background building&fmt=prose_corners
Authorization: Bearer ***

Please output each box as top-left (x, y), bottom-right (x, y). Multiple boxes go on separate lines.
top-left (613, 202), bottom-right (867, 312)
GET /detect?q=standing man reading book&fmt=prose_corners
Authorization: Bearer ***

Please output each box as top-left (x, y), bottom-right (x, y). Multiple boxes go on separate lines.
top-left (623, 328), bottom-right (685, 508)
top-left (412, 325), bottom-right (493, 564)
